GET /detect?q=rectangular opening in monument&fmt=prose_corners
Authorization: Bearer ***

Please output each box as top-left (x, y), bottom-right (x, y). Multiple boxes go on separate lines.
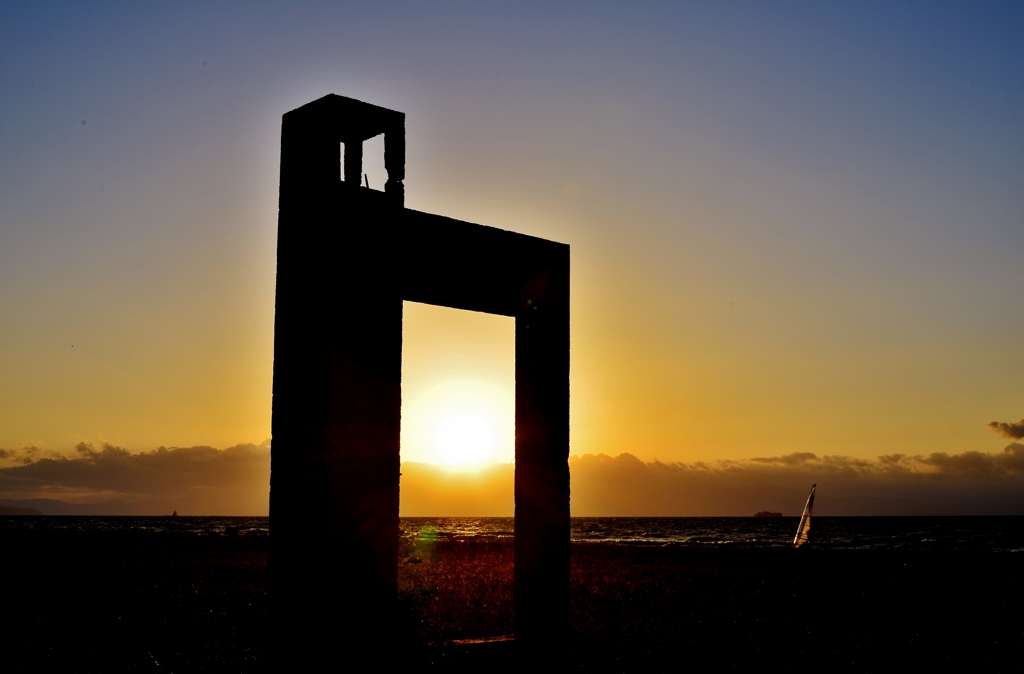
top-left (362, 133), bottom-right (386, 191)
top-left (340, 136), bottom-right (386, 189)
top-left (399, 300), bottom-right (515, 640)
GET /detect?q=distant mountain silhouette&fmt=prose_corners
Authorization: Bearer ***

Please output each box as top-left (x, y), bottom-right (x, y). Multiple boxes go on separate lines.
top-left (0, 503), bottom-right (43, 515)
top-left (0, 498), bottom-right (136, 516)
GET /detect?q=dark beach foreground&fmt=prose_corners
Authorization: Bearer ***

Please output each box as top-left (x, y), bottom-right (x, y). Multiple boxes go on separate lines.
top-left (2, 521), bottom-right (1021, 672)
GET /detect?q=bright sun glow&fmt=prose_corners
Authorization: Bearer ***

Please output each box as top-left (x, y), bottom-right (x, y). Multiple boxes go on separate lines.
top-left (435, 411), bottom-right (495, 464)
top-left (402, 380), bottom-right (513, 466)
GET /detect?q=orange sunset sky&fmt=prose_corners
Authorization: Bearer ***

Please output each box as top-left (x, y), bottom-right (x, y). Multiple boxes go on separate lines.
top-left (1, 3), bottom-right (1022, 514)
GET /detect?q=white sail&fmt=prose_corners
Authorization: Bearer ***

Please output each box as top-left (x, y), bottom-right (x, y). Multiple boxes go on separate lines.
top-left (793, 484), bottom-right (816, 547)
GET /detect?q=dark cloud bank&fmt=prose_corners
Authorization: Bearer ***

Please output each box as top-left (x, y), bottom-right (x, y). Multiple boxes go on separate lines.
top-left (567, 445), bottom-right (1024, 517)
top-left (0, 441), bottom-right (271, 515)
top-left (3, 440), bottom-right (1024, 516)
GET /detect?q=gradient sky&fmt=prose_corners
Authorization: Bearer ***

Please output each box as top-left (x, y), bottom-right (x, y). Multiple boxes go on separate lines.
top-left (1, 2), bottom-right (1022, 471)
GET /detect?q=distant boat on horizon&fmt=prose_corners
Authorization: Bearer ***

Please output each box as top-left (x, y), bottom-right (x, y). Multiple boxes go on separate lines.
top-left (793, 484), bottom-right (816, 547)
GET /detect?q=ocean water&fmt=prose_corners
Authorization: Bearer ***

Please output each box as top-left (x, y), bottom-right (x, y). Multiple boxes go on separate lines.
top-left (4, 515), bottom-right (1023, 551)
top-left (403, 516), bottom-right (1024, 551)
top-left (0, 515), bottom-right (270, 535)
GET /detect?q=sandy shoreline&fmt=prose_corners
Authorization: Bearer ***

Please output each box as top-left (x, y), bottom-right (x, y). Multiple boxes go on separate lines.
top-left (3, 529), bottom-right (1021, 671)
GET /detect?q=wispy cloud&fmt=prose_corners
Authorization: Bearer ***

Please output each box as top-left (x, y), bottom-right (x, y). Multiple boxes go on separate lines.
top-left (0, 445), bottom-right (48, 465)
top-left (988, 419), bottom-right (1024, 440)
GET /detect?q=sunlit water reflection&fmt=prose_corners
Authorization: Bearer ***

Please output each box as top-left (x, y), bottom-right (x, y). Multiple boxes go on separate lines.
top-left (4, 515), bottom-right (1022, 551)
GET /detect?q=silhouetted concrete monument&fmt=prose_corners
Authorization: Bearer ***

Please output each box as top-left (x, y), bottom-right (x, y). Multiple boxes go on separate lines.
top-left (271, 95), bottom-right (569, 663)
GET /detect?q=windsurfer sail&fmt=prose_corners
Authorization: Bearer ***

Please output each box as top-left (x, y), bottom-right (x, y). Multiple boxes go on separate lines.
top-left (793, 484), bottom-right (816, 547)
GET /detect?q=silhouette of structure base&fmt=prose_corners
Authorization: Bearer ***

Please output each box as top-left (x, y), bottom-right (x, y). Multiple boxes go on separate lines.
top-left (270, 95), bottom-right (570, 663)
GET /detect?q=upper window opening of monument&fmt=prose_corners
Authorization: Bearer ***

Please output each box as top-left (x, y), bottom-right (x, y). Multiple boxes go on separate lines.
top-left (341, 134), bottom-right (386, 191)
top-left (363, 134), bottom-right (386, 191)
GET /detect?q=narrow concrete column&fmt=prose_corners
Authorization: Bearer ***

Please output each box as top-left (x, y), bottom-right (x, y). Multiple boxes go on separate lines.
top-left (514, 262), bottom-right (571, 660)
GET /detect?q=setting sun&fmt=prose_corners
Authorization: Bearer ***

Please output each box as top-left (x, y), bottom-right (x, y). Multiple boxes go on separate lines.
top-left (435, 411), bottom-right (494, 464)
